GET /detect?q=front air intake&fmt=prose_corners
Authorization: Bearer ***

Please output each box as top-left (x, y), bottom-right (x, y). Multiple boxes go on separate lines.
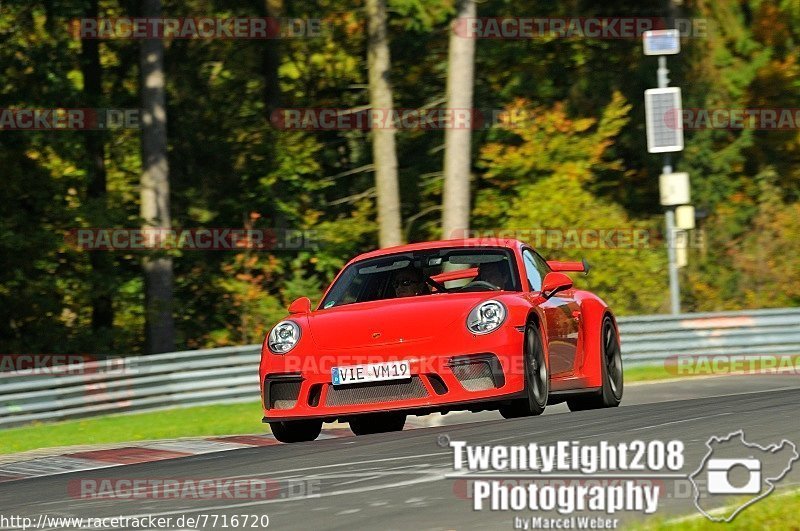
top-left (448, 354), bottom-right (504, 391)
top-left (265, 375), bottom-right (302, 410)
top-left (325, 376), bottom-right (428, 406)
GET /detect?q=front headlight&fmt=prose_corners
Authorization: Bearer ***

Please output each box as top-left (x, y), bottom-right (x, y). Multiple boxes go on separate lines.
top-left (268, 320), bottom-right (301, 353)
top-left (466, 300), bottom-right (507, 335)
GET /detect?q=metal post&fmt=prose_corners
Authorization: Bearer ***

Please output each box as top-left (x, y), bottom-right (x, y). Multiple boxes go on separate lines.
top-left (659, 55), bottom-right (681, 314)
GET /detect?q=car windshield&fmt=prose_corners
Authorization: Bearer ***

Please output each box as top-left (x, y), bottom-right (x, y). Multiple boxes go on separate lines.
top-left (319, 247), bottom-right (520, 309)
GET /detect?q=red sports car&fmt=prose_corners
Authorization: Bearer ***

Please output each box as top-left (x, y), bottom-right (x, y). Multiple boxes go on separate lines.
top-left (259, 238), bottom-right (623, 443)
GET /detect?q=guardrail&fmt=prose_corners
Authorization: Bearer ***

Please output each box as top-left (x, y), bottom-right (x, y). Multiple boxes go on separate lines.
top-left (619, 307), bottom-right (800, 366)
top-left (1, 307), bottom-right (799, 428)
top-left (0, 346), bottom-right (261, 429)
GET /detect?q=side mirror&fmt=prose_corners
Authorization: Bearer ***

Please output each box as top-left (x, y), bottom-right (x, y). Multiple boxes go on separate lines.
top-left (288, 297), bottom-right (312, 314)
top-left (541, 272), bottom-right (573, 299)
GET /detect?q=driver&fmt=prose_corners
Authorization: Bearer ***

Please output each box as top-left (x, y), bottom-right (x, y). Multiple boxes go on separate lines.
top-left (393, 267), bottom-right (427, 298)
top-left (477, 261), bottom-right (508, 290)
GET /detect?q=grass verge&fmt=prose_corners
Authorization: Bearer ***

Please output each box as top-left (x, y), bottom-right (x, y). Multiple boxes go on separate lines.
top-left (623, 365), bottom-right (680, 383)
top-left (0, 401), bottom-right (265, 455)
top-left (624, 354), bottom-right (800, 383)
top-left (632, 489), bottom-right (800, 530)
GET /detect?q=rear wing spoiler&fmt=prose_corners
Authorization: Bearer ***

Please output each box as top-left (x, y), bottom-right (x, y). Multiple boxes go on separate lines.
top-left (430, 267), bottom-right (478, 284)
top-left (546, 258), bottom-right (590, 275)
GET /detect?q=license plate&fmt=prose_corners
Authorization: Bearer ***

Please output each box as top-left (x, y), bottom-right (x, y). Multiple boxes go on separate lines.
top-left (331, 360), bottom-right (411, 386)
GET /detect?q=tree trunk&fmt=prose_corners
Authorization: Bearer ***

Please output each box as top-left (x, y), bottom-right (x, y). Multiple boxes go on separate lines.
top-left (441, 0), bottom-right (476, 240)
top-left (140, 0), bottom-right (175, 353)
top-left (366, 0), bottom-right (403, 247)
top-left (80, 0), bottom-right (114, 349)
top-left (261, 0), bottom-right (283, 117)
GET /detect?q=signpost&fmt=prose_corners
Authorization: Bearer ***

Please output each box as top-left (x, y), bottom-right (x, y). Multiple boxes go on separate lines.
top-left (659, 173), bottom-right (691, 206)
top-left (644, 29), bottom-right (689, 315)
top-left (643, 29), bottom-right (680, 56)
top-left (675, 205), bottom-right (696, 230)
top-left (645, 88), bottom-right (684, 153)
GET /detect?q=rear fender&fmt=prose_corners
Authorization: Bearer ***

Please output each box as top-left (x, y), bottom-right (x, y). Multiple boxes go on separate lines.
top-left (576, 297), bottom-right (614, 388)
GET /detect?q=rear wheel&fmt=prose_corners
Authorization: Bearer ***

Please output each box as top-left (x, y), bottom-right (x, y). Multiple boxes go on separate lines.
top-left (269, 419), bottom-right (322, 443)
top-left (500, 322), bottom-right (548, 418)
top-left (349, 413), bottom-right (407, 435)
top-left (567, 315), bottom-right (623, 411)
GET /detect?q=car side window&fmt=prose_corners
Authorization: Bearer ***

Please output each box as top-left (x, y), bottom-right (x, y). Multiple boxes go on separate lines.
top-left (522, 249), bottom-right (550, 291)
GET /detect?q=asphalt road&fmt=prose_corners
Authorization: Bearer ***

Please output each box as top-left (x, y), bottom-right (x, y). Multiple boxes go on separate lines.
top-left (1, 374), bottom-right (799, 530)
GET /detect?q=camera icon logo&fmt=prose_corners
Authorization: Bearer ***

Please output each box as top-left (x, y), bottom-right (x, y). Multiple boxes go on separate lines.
top-left (706, 458), bottom-right (761, 494)
top-left (689, 430), bottom-right (798, 522)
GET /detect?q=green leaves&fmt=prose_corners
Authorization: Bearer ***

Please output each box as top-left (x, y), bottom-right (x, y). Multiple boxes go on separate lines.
top-left (474, 94), bottom-right (667, 314)
top-left (4, 0), bottom-right (800, 352)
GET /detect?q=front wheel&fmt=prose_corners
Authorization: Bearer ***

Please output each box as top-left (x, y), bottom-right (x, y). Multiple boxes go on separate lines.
top-left (567, 315), bottom-right (623, 411)
top-left (349, 413), bottom-right (407, 435)
top-left (269, 419), bottom-right (323, 443)
top-left (500, 322), bottom-right (548, 418)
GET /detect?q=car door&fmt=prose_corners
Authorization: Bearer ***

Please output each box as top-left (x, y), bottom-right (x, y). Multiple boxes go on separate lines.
top-left (521, 249), bottom-right (580, 376)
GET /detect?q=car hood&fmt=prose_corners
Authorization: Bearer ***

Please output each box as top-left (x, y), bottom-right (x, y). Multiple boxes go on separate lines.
top-left (307, 293), bottom-right (498, 350)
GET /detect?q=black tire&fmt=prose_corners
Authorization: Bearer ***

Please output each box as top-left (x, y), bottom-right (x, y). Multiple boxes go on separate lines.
top-left (349, 413), bottom-right (407, 435)
top-left (269, 419), bottom-right (323, 443)
top-left (567, 315), bottom-right (624, 411)
top-left (499, 322), bottom-right (549, 418)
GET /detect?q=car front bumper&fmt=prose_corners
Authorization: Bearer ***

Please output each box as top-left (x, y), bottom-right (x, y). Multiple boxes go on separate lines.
top-left (260, 327), bottom-right (526, 422)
